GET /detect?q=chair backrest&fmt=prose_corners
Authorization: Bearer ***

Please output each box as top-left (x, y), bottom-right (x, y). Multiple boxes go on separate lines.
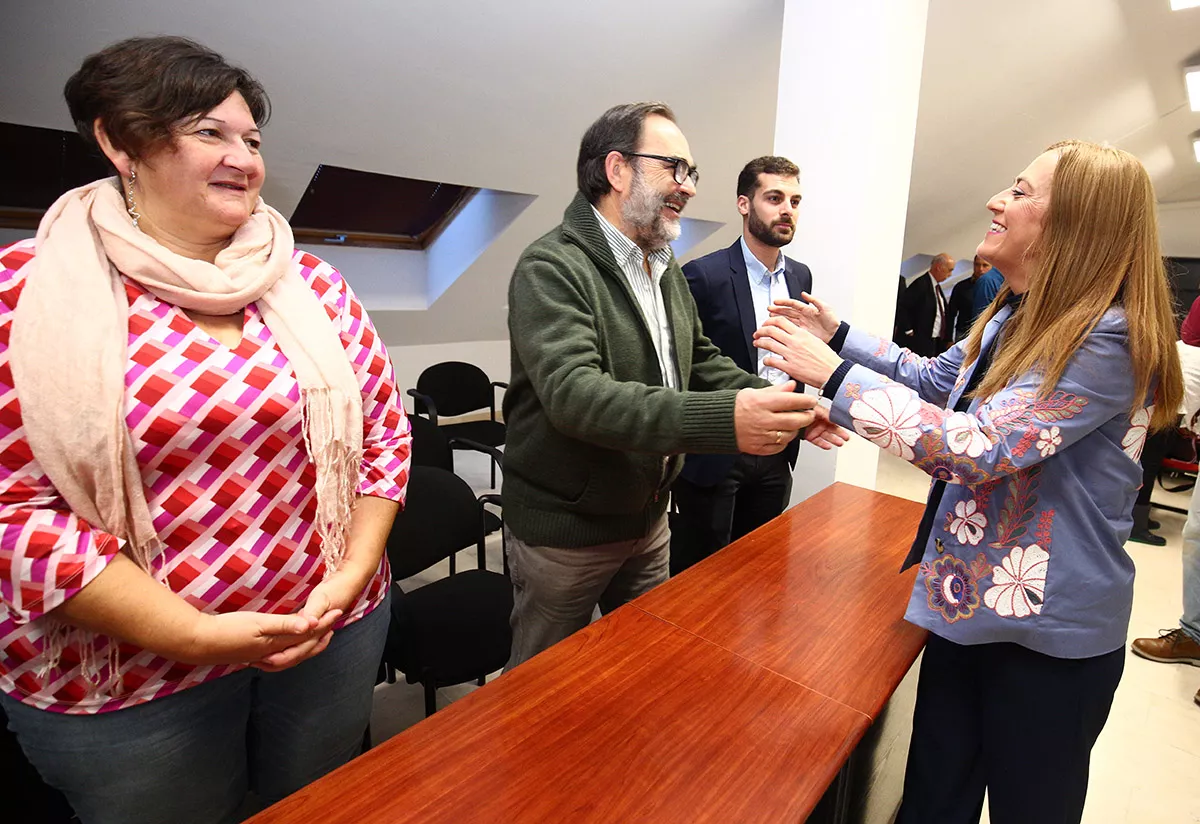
top-left (414, 361), bottom-right (494, 417)
top-left (408, 413), bottom-right (454, 471)
top-left (387, 466), bottom-right (483, 580)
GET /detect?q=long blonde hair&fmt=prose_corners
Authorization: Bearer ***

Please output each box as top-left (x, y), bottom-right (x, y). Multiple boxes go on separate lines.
top-left (963, 140), bottom-right (1182, 431)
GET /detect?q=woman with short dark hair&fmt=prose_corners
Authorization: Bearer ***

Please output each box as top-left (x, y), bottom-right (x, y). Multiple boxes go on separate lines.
top-left (0, 36), bottom-right (410, 823)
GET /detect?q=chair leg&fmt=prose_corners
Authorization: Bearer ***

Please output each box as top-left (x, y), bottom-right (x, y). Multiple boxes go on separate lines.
top-left (477, 676), bottom-right (486, 687)
top-left (490, 458), bottom-right (497, 488)
top-left (424, 681), bottom-right (438, 717)
top-left (385, 663), bottom-right (397, 684)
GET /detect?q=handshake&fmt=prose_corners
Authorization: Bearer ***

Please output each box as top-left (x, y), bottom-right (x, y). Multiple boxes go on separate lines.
top-left (733, 381), bottom-right (849, 455)
top-left (732, 291), bottom-right (851, 456)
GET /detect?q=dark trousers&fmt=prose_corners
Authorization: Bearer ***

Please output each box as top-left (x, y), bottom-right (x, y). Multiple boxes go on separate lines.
top-left (1136, 429), bottom-right (1171, 507)
top-left (669, 452), bottom-right (792, 576)
top-left (896, 633), bottom-right (1124, 824)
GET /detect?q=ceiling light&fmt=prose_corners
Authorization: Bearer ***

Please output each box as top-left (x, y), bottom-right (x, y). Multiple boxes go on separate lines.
top-left (1188, 66), bottom-right (1200, 111)
top-left (1172, 0), bottom-right (1200, 9)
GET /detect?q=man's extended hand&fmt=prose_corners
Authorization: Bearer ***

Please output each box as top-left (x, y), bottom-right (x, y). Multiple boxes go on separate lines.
top-left (734, 382), bottom-right (816, 455)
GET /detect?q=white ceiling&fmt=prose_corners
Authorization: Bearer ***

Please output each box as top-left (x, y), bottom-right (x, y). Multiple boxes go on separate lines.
top-left (906, 0), bottom-right (1200, 259)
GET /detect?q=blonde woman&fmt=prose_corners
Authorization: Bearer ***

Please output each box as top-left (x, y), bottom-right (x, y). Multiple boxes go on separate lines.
top-left (755, 141), bottom-right (1182, 823)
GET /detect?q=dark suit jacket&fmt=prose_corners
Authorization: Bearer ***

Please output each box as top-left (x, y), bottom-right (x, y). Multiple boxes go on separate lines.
top-left (679, 239), bottom-right (813, 487)
top-left (946, 277), bottom-right (976, 341)
top-left (897, 271), bottom-right (948, 357)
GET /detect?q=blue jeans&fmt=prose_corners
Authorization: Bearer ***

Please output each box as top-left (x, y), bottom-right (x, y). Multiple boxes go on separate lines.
top-left (1, 594), bottom-right (389, 824)
top-left (1182, 485), bottom-right (1200, 644)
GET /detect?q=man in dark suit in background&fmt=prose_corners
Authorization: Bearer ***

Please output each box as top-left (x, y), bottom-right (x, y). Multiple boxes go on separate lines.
top-left (670, 156), bottom-right (848, 574)
top-left (897, 252), bottom-right (954, 356)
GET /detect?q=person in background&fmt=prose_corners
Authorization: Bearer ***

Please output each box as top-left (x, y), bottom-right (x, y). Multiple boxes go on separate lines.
top-left (756, 140), bottom-right (1181, 823)
top-left (0, 37), bottom-right (410, 824)
top-left (896, 252), bottom-right (954, 356)
top-left (503, 103), bottom-right (819, 669)
top-left (670, 156), bottom-right (847, 574)
top-left (946, 255), bottom-right (993, 341)
top-left (1129, 294), bottom-right (1200, 707)
top-left (1129, 432), bottom-right (1169, 544)
top-left (972, 260), bottom-right (1005, 320)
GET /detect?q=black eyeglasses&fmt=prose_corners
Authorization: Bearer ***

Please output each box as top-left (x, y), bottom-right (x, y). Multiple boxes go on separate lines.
top-left (622, 152), bottom-right (699, 187)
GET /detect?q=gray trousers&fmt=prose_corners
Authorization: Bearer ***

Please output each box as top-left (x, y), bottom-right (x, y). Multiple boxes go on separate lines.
top-left (505, 514), bottom-right (671, 669)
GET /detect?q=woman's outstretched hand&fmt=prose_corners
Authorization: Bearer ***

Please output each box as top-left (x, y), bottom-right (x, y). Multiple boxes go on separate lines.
top-left (769, 292), bottom-right (840, 343)
top-left (754, 315), bottom-right (844, 389)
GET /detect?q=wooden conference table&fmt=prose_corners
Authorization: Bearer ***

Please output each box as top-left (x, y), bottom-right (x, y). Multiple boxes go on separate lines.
top-left (251, 482), bottom-right (927, 824)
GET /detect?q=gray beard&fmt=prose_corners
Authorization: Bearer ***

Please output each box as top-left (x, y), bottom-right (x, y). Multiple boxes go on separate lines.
top-left (622, 167), bottom-right (681, 252)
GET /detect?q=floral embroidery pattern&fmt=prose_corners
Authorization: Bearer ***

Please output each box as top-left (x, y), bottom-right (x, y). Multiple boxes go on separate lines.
top-left (944, 411), bottom-right (998, 458)
top-left (991, 465), bottom-right (1042, 548)
top-left (919, 402), bottom-right (949, 427)
top-left (873, 337), bottom-right (890, 358)
top-left (1011, 426), bottom-right (1040, 459)
top-left (994, 457), bottom-right (1019, 476)
top-left (922, 553), bottom-right (989, 623)
top-left (988, 390), bottom-right (1088, 437)
top-left (983, 544), bottom-right (1049, 618)
top-left (914, 452), bottom-right (989, 486)
top-left (849, 385), bottom-right (922, 460)
top-left (1122, 406), bottom-right (1152, 461)
top-left (1036, 426), bottom-right (1062, 457)
top-left (1033, 509), bottom-right (1055, 548)
top-left (843, 382), bottom-right (862, 400)
top-left (974, 477), bottom-right (1003, 508)
top-left (945, 499), bottom-right (987, 545)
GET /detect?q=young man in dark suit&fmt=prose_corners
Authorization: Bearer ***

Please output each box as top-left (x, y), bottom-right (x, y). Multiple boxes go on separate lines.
top-left (670, 156), bottom-right (848, 574)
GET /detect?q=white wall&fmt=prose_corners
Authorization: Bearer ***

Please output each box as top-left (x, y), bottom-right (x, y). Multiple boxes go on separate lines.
top-left (315, 246), bottom-right (427, 310)
top-left (1159, 201), bottom-right (1200, 259)
top-left (386, 340), bottom-right (511, 415)
top-left (773, 0), bottom-right (930, 498)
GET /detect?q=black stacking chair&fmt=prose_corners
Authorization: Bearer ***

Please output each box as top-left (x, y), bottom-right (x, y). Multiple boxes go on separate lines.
top-left (407, 361), bottom-right (506, 486)
top-left (383, 466), bottom-right (512, 716)
top-left (407, 414), bottom-right (504, 573)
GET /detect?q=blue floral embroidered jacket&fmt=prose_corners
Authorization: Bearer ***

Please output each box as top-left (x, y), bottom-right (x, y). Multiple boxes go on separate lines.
top-left (826, 305), bottom-right (1148, 658)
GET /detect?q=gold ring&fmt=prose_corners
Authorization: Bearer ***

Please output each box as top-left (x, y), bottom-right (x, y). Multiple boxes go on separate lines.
top-left (774, 430), bottom-right (782, 445)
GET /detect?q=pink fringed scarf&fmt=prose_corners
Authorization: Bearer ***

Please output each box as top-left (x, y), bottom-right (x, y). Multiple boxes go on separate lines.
top-left (10, 178), bottom-right (363, 579)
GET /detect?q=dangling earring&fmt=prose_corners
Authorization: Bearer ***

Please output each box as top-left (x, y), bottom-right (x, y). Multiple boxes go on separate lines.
top-left (126, 167), bottom-right (141, 229)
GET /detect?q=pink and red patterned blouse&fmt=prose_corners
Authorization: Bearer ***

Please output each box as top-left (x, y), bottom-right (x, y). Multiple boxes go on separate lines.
top-left (0, 240), bottom-right (410, 714)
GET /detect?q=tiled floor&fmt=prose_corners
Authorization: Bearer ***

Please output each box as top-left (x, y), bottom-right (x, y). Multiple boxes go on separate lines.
top-left (368, 449), bottom-right (1200, 823)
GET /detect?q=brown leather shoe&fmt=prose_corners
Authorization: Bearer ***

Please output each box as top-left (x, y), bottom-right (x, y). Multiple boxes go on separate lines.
top-left (1131, 628), bottom-right (1200, 665)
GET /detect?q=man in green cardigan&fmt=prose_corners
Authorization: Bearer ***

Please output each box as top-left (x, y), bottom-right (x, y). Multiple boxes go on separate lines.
top-left (503, 102), bottom-right (822, 667)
